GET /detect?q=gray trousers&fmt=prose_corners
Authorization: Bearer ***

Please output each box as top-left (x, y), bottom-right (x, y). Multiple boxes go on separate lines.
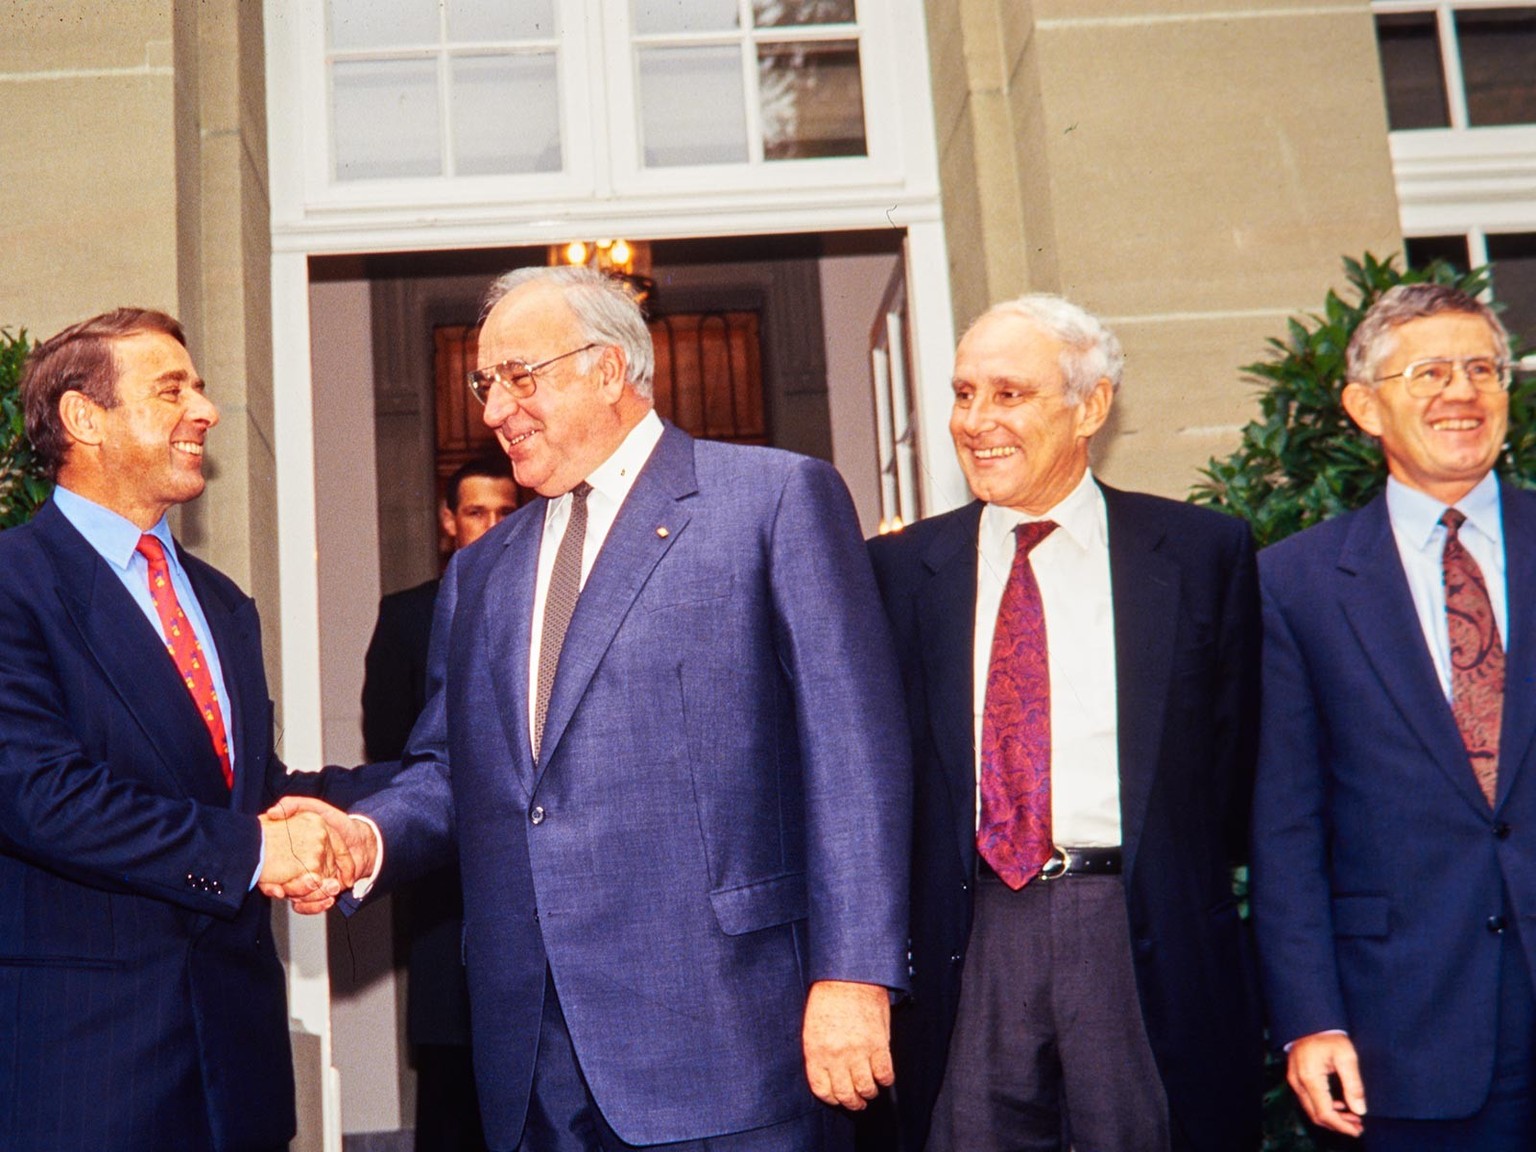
top-left (927, 873), bottom-right (1169, 1152)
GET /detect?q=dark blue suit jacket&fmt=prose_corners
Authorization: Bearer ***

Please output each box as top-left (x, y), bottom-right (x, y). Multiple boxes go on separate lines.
top-left (867, 485), bottom-right (1264, 1152)
top-left (0, 499), bottom-right (382, 1152)
top-left (1252, 483), bottom-right (1536, 1119)
top-left (352, 424), bottom-right (912, 1148)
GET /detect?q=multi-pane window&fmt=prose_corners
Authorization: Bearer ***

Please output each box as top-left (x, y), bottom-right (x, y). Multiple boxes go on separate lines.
top-left (320, 0), bottom-right (874, 185)
top-left (1406, 233), bottom-right (1536, 352)
top-left (327, 0), bottom-right (563, 181)
top-left (1374, 4), bottom-right (1536, 129)
top-left (631, 0), bottom-right (867, 167)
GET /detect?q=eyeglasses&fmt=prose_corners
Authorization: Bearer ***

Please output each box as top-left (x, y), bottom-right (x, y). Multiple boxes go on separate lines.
top-left (1373, 356), bottom-right (1511, 398)
top-left (466, 343), bottom-right (599, 404)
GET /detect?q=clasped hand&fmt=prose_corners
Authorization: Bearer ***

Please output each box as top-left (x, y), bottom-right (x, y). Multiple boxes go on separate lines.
top-left (257, 797), bottom-right (378, 914)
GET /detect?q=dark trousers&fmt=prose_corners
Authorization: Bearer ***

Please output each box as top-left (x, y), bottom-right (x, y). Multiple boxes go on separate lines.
top-left (510, 973), bottom-right (851, 1152)
top-left (927, 874), bottom-right (1169, 1152)
top-left (415, 1042), bottom-right (488, 1152)
top-left (1361, 911), bottom-right (1535, 1152)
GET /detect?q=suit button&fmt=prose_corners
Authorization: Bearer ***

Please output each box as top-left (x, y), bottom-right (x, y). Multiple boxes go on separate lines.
top-left (1494, 822), bottom-right (1512, 840)
top-left (530, 805), bottom-right (545, 825)
top-left (1488, 916), bottom-right (1507, 934)
top-left (949, 953), bottom-right (963, 964)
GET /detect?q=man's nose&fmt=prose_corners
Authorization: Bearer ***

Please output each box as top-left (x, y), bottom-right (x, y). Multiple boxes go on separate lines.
top-left (482, 383), bottom-right (519, 429)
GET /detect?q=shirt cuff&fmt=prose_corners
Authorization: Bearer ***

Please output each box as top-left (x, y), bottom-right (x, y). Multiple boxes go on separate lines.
top-left (1284, 1028), bottom-right (1348, 1053)
top-left (348, 814), bottom-right (385, 900)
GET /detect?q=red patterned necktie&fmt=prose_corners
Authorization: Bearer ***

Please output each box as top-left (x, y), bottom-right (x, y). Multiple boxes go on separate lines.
top-left (136, 535), bottom-right (233, 789)
top-left (1442, 508), bottom-right (1502, 806)
top-left (978, 519), bottom-right (1058, 889)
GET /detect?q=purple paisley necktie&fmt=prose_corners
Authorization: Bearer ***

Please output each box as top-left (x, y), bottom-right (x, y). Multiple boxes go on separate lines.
top-left (978, 520), bottom-right (1058, 889)
top-left (1442, 508), bottom-right (1503, 806)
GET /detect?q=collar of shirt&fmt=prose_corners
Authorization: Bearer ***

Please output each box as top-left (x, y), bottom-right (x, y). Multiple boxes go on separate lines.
top-left (52, 485), bottom-right (175, 573)
top-left (542, 408), bottom-right (665, 542)
top-left (978, 466), bottom-right (1106, 563)
top-left (1385, 470), bottom-right (1503, 557)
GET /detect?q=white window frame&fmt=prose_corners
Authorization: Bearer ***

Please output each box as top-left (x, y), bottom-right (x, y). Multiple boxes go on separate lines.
top-left (1372, 0), bottom-right (1536, 237)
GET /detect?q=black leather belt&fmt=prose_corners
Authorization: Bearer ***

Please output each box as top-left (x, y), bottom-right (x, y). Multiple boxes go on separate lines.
top-left (977, 846), bottom-right (1123, 882)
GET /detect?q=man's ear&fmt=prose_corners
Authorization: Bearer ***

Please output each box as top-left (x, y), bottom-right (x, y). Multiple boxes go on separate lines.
top-left (438, 502), bottom-right (456, 540)
top-left (594, 345), bottom-right (629, 403)
top-left (1341, 381), bottom-right (1382, 437)
top-left (1074, 377), bottom-right (1114, 442)
top-left (58, 390), bottom-right (104, 448)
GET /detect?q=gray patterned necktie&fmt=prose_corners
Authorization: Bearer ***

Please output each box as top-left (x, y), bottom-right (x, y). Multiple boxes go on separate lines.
top-left (534, 482), bottom-right (591, 759)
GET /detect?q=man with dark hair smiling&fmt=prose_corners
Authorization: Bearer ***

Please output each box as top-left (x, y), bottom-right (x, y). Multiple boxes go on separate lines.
top-left (0, 307), bottom-right (378, 1151)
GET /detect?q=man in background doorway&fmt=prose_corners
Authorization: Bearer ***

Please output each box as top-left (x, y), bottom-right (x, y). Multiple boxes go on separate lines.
top-left (362, 455), bottom-right (518, 1152)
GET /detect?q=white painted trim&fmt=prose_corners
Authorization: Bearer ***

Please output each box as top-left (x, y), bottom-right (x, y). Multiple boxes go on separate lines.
top-left (903, 219), bottom-right (967, 515)
top-left (1036, 7), bottom-right (1361, 29)
top-left (1391, 126), bottom-right (1536, 234)
top-left (269, 249), bottom-right (340, 1152)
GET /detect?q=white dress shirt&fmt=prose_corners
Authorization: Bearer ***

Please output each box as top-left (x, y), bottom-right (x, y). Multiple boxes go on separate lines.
top-left (527, 409), bottom-right (665, 748)
top-left (972, 469), bottom-right (1121, 846)
top-left (1385, 471), bottom-right (1507, 699)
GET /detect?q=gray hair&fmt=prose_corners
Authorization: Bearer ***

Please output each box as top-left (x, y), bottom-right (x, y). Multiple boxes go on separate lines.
top-left (1346, 282), bottom-right (1510, 385)
top-left (966, 293), bottom-right (1124, 405)
top-left (482, 265), bottom-right (656, 399)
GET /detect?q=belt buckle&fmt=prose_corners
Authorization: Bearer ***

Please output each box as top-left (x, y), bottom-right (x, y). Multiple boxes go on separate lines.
top-left (1037, 846), bottom-right (1068, 881)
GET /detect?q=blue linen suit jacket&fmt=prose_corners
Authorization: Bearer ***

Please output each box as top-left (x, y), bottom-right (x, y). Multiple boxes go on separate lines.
top-left (867, 486), bottom-right (1265, 1152)
top-left (1252, 483), bottom-right (1536, 1119)
top-left (352, 424), bottom-right (912, 1148)
top-left (0, 499), bottom-right (384, 1152)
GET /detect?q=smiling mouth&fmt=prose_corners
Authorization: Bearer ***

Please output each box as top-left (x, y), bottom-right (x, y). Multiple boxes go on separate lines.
top-left (502, 428), bottom-right (539, 449)
top-left (1430, 417), bottom-right (1482, 431)
top-left (973, 446), bottom-right (1018, 459)
top-left (173, 440), bottom-right (204, 457)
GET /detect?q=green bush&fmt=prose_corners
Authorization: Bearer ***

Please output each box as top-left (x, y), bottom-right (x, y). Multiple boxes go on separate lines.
top-left (1192, 252), bottom-right (1532, 546)
top-left (0, 328), bottom-right (49, 529)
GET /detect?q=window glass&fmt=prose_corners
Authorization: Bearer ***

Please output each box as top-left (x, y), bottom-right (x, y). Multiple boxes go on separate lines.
top-left (1405, 235), bottom-right (1471, 273)
top-left (448, 0), bottom-right (556, 40)
top-left (333, 58), bottom-right (442, 179)
top-left (329, 0), bottom-right (439, 50)
top-left (638, 46), bottom-right (749, 165)
top-left (759, 40), bottom-right (866, 158)
top-left (1455, 8), bottom-right (1536, 126)
top-left (452, 55), bottom-right (562, 174)
top-left (753, 0), bottom-right (856, 27)
top-left (1488, 233), bottom-right (1536, 352)
top-left (1374, 12), bottom-right (1450, 129)
top-left (633, 0), bottom-right (740, 35)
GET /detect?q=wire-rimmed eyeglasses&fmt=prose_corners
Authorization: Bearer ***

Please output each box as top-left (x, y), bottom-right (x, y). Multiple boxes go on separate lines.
top-left (1373, 356), bottom-right (1512, 398)
top-left (467, 343), bottom-right (599, 404)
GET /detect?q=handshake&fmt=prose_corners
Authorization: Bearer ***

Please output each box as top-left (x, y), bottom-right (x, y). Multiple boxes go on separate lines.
top-left (256, 796), bottom-right (379, 914)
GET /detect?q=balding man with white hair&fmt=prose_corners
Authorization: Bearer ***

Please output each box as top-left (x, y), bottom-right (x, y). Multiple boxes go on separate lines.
top-left (869, 294), bottom-right (1265, 1152)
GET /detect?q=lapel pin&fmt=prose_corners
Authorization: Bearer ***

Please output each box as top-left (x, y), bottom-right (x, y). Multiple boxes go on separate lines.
top-left (656, 526), bottom-right (669, 538)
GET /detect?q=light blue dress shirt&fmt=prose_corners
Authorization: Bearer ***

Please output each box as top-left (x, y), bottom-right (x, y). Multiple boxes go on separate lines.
top-left (1385, 471), bottom-right (1507, 699)
top-left (52, 485), bottom-right (237, 773)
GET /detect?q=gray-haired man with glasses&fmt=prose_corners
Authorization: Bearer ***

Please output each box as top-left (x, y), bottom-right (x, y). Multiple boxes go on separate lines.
top-left (1252, 283), bottom-right (1536, 1150)
top-left (282, 265), bottom-right (911, 1152)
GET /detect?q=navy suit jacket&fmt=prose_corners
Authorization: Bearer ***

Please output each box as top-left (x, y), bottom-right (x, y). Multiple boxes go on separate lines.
top-left (1252, 483), bottom-right (1536, 1119)
top-left (0, 499), bottom-right (382, 1152)
top-left (352, 424), bottom-right (912, 1147)
top-left (867, 485), bottom-right (1264, 1152)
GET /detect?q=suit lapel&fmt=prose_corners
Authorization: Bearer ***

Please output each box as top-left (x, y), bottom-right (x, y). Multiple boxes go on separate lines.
top-left (182, 553), bottom-right (263, 811)
top-left (485, 507), bottom-right (544, 791)
top-left (1335, 496), bottom-right (1485, 812)
top-left (533, 425), bottom-right (695, 782)
top-left (1495, 482), bottom-right (1536, 807)
top-left (37, 504), bottom-right (228, 807)
top-left (915, 504), bottom-right (984, 873)
top-left (1104, 487), bottom-right (1181, 882)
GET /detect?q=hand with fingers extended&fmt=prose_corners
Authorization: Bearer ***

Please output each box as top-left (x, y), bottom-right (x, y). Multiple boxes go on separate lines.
top-left (260, 795), bottom-right (380, 914)
top-left (1287, 1031), bottom-right (1367, 1138)
top-left (802, 979), bottom-right (894, 1111)
top-left (256, 802), bottom-right (347, 911)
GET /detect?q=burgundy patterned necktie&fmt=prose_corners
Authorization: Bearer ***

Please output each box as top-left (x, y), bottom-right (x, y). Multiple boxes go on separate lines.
top-left (978, 520), bottom-right (1058, 889)
top-left (1442, 508), bottom-right (1503, 806)
top-left (136, 535), bottom-right (233, 789)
